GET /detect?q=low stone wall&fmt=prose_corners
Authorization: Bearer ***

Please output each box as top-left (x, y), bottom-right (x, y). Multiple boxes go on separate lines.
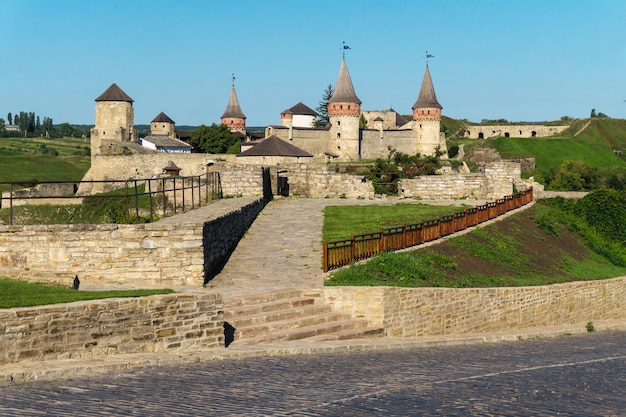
top-left (323, 276), bottom-right (626, 337)
top-left (399, 161), bottom-right (531, 200)
top-left (0, 293), bottom-right (223, 365)
top-left (0, 197), bottom-right (264, 287)
top-left (464, 125), bottom-right (568, 139)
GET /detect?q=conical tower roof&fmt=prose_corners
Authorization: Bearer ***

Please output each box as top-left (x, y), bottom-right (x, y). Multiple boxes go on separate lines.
top-left (95, 83), bottom-right (134, 103)
top-left (221, 86), bottom-right (246, 119)
top-left (412, 66), bottom-right (441, 110)
top-left (328, 57), bottom-right (361, 104)
top-left (152, 112), bottom-right (175, 124)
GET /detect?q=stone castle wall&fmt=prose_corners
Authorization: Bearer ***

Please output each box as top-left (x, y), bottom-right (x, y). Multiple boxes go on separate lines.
top-left (0, 197), bottom-right (264, 287)
top-left (399, 161), bottom-right (528, 200)
top-left (464, 125), bottom-right (568, 139)
top-left (324, 276), bottom-right (626, 337)
top-left (0, 293), bottom-right (224, 365)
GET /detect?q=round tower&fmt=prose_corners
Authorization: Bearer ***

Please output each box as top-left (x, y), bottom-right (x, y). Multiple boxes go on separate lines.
top-left (328, 57), bottom-right (361, 160)
top-left (412, 65), bottom-right (446, 157)
top-left (91, 83), bottom-right (136, 157)
top-left (221, 82), bottom-right (246, 131)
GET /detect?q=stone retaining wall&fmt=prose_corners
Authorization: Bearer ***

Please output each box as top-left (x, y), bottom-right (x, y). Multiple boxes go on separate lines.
top-left (0, 293), bottom-right (223, 365)
top-left (323, 276), bottom-right (626, 337)
top-left (399, 161), bottom-right (532, 200)
top-left (0, 197), bottom-right (264, 287)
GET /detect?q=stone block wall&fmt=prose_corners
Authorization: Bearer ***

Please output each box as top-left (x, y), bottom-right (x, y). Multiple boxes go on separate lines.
top-left (323, 276), bottom-right (626, 337)
top-left (0, 293), bottom-right (224, 365)
top-left (0, 197), bottom-right (264, 287)
top-left (399, 161), bottom-right (529, 200)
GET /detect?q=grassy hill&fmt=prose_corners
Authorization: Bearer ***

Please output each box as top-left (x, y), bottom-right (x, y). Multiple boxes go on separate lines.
top-left (448, 117), bottom-right (626, 189)
top-left (0, 136), bottom-right (91, 193)
top-left (326, 195), bottom-right (626, 288)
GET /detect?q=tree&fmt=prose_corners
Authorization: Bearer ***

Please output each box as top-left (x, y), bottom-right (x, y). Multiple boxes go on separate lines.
top-left (359, 114), bottom-right (368, 129)
top-left (7, 112), bottom-right (12, 125)
top-left (314, 84), bottom-right (334, 127)
top-left (590, 108), bottom-right (597, 118)
top-left (550, 160), bottom-right (597, 191)
top-left (188, 123), bottom-right (239, 154)
top-left (0, 117), bottom-right (5, 132)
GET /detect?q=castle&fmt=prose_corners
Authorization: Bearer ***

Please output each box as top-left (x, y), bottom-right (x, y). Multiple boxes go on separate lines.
top-left (89, 56), bottom-right (447, 164)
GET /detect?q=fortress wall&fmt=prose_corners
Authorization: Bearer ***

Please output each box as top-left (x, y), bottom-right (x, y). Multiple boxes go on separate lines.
top-left (0, 197), bottom-right (264, 287)
top-left (464, 125), bottom-right (568, 139)
top-left (360, 129), bottom-right (417, 159)
top-left (399, 162), bottom-right (524, 200)
top-left (324, 275), bottom-right (626, 337)
top-left (0, 292), bottom-right (224, 365)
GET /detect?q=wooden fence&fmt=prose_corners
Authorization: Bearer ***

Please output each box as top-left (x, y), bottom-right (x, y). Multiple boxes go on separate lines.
top-left (323, 188), bottom-right (533, 272)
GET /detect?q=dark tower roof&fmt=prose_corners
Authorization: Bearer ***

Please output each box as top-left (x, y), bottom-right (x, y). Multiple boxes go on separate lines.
top-left (152, 112), bottom-right (175, 124)
top-left (412, 66), bottom-right (442, 110)
top-left (237, 135), bottom-right (313, 157)
top-left (284, 102), bottom-right (318, 116)
top-left (95, 83), bottom-right (134, 103)
top-left (221, 86), bottom-right (246, 119)
top-left (328, 57), bottom-right (361, 104)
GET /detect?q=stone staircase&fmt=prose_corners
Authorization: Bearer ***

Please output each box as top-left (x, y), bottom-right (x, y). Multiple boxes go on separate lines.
top-left (223, 289), bottom-right (384, 346)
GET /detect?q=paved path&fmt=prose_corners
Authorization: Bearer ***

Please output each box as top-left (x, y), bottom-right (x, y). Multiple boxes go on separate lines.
top-left (209, 196), bottom-right (491, 299)
top-left (1, 330), bottom-right (624, 416)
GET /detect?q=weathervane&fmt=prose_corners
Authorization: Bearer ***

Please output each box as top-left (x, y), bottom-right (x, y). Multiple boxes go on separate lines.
top-left (342, 41), bottom-right (351, 58)
top-left (425, 50), bottom-right (435, 66)
top-left (231, 73), bottom-right (236, 87)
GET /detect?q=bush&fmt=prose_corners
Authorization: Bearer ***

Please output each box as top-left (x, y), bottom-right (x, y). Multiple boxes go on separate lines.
top-left (577, 189), bottom-right (626, 244)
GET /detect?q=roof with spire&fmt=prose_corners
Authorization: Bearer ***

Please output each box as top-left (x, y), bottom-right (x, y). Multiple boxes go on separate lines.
top-left (95, 83), bottom-right (134, 103)
top-left (413, 66), bottom-right (441, 110)
top-left (221, 86), bottom-right (246, 119)
top-left (328, 58), bottom-right (361, 104)
top-left (151, 112), bottom-right (175, 124)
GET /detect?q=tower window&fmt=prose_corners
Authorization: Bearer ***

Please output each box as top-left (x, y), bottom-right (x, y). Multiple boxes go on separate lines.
top-left (337, 133), bottom-right (341, 139)
top-left (337, 120), bottom-right (341, 126)
top-left (340, 105), bottom-right (343, 110)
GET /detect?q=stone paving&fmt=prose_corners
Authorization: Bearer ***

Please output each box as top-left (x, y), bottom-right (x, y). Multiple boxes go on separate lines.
top-left (0, 194), bottom-right (626, 385)
top-left (1, 330), bottom-right (624, 416)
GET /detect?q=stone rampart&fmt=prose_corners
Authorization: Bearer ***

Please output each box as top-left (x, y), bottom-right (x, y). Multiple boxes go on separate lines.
top-left (399, 161), bottom-right (530, 200)
top-left (324, 276), bottom-right (626, 337)
top-left (0, 292), bottom-right (223, 365)
top-left (464, 125), bottom-right (568, 139)
top-left (0, 197), bottom-right (264, 287)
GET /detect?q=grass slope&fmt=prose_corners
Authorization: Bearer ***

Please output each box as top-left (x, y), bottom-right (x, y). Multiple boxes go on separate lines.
top-left (326, 203), bottom-right (626, 287)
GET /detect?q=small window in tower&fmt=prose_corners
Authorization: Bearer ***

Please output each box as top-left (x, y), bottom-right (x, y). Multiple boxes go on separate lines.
top-left (337, 120), bottom-right (341, 126)
top-left (348, 105), bottom-right (351, 110)
top-left (419, 124), bottom-right (422, 128)
top-left (428, 110), bottom-right (430, 115)
top-left (337, 133), bottom-right (341, 139)
top-left (162, 124), bottom-right (165, 128)
top-left (340, 105), bottom-right (343, 110)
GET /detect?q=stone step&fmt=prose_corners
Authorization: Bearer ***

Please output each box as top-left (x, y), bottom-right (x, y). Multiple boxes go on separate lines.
top-left (226, 303), bottom-right (334, 329)
top-left (232, 311), bottom-right (353, 340)
top-left (223, 289), bottom-right (308, 308)
top-left (307, 327), bottom-right (385, 341)
top-left (224, 296), bottom-right (318, 319)
top-left (231, 318), bottom-right (376, 346)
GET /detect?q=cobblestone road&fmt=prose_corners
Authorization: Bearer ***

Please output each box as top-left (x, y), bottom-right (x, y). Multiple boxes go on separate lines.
top-left (1, 331), bottom-right (624, 416)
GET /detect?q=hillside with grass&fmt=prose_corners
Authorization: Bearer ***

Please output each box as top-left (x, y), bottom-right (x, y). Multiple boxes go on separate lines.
top-left (449, 118), bottom-right (626, 190)
top-left (326, 190), bottom-right (626, 288)
top-left (0, 136), bottom-right (90, 193)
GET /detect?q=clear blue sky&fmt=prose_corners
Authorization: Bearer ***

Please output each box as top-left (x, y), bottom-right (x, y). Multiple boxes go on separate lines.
top-left (1, 0), bottom-right (625, 126)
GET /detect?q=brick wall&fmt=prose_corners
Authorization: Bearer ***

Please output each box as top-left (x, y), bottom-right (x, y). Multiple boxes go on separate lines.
top-left (323, 276), bottom-right (626, 337)
top-left (0, 293), bottom-right (223, 365)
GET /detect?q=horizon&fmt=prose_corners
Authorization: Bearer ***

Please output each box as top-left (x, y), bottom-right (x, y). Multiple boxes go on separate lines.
top-left (1, 0), bottom-right (625, 127)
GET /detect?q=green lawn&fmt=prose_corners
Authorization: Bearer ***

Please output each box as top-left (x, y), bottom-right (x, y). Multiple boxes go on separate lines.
top-left (0, 278), bottom-right (174, 309)
top-left (323, 203), bottom-right (472, 242)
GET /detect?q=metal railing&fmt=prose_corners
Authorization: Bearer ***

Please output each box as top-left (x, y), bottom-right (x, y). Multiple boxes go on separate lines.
top-left (323, 187), bottom-right (533, 272)
top-left (0, 172), bottom-right (222, 225)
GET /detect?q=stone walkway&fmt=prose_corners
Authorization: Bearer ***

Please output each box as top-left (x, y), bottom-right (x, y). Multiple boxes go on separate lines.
top-left (208, 196), bottom-right (490, 300)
